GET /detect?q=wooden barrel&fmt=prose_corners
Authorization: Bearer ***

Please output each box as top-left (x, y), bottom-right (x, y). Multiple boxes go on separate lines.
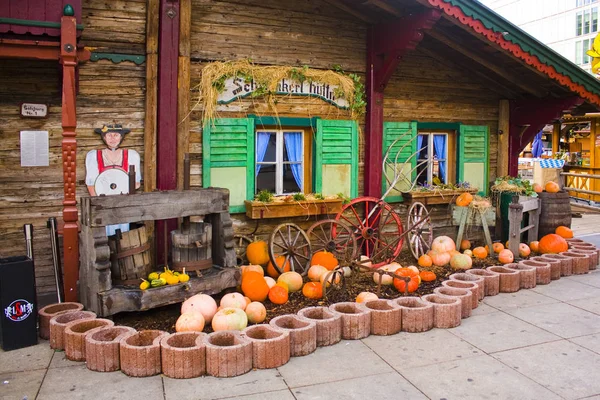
top-left (107, 226), bottom-right (152, 286)
top-left (171, 222), bottom-right (213, 272)
top-left (538, 191), bottom-right (571, 238)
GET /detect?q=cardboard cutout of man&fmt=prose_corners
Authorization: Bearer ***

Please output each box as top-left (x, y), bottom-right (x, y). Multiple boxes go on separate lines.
top-left (85, 124), bottom-right (141, 235)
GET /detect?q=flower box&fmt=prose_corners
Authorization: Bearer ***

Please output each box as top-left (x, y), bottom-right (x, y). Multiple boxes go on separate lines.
top-left (402, 188), bottom-right (478, 206)
top-left (244, 198), bottom-right (343, 219)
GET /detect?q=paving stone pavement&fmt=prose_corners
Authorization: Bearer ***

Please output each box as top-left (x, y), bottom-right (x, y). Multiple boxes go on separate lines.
top-left (3, 230), bottom-right (600, 399)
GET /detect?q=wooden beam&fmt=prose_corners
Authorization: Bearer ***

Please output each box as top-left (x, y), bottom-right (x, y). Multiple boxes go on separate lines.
top-left (497, 99), bottom-right (510, 178)
top-left (144, 0), bottom-right (159, 193)
top-left (177, 0), bottom-right (191, 191)
top-left (508, 97), bottom-right (584, 175)
top-left (366, 0), bottom-right (402, 17)
top-left (0, 38), bottom-right (89, 61)
top-left (323, 0), bottom-right (375, 23)
top-left (426, 30), bottom-right (548, 98)
top-left (552, 122), bottom-right (560, 154)
top-left (60, 14), bottom-right (80, 302)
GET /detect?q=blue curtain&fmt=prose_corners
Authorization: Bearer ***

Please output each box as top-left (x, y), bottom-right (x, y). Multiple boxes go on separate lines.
top-left (417, 135), bottom-right (424, 158)
top-left (433, 134), bottom-right (446, 182)
top-left (532, 131), bottom-right (544, 158)
top-left (284, 132), bottom-right (303, 190)
top-left (255, 132), bottom-right (270, 175)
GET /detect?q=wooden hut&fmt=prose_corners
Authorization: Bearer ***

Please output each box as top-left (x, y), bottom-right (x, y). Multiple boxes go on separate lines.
top-left (2, 0), bottom-right (600, 304)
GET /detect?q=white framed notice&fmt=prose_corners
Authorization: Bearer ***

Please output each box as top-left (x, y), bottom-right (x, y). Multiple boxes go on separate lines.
top-left (20, 130), bottom-right (49, 167)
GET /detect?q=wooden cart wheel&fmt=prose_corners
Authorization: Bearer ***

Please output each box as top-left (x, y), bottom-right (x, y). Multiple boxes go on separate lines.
top-left (332, 197), bottom-right (404, 268)
top-left (233, 235), bottom-right (253, 266)
top-left (306, 219), bottom-right (357, 266)
top-left (268, 223), bottom-right (312, 276)
top-left (407, 202), bottom-right (433, 260)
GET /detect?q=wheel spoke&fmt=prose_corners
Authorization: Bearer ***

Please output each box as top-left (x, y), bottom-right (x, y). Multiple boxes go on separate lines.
top-left (277, 230), bottom-right (289, 247)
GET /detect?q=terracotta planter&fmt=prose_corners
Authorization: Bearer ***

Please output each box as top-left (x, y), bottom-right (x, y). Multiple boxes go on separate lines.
top-left (422, 294), bottom-right (462, 329)
top-left (297, 306), bottom-right (342, 347)
top-left (38, 302), bottom-right (84, 340)
top-left (362, 299), bottom-right (402, 336)
top-left (487, 266), bottom-right (520, 293)
top-left (204, 331), bottom-right (252, 378)
top-left (329, 302), bottom-right (371, 340)
top-left (49, 311), bottom-right (96, 350)
top-left (85, 326), bottom-right (137, 372)
top-left (120, 330), bottom-right (168, 377)
top-left (466, 268), bottom-right (500, 296)
top-left (570, 247), bottom-right (598, 270)
top-left (270, 314), bottom-right (317, 356)
top-left (442, 280), bottom-right (479, 309)
top-left (542, 253), bottom-right (573, 277)
top-left (531, 256), bottom-right (561, 280)
top-left (519, 260), bottom-right (551, 284)
top-left (243, 325), bottom-right (290, 369)
top-left (161, 332), bottom-right (207, 379)
top-left (64, 318), bottom-right (114, 361)
top-left (505, 262), bottom-right (537, 289)
top-left (560, 251), bottom-right (590, 275)
top-left (393, 297), bottom-right (434, 333)
top-left (433, 287), bottom-right (472, 319)
top-left (449, 272), bottom-right (485, 300)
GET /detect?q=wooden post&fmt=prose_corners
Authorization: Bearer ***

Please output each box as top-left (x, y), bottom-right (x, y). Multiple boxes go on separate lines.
top-left (590, 117), bottom-right (597, 170)
top-left (144, 0), bottom-right (159, 193)
top-left (552, 122), bottom-right (560, 155)
top-left (177, 0), bottom-right (191, 191)
top-left (60, 12), bottom-right (79, 302)
top-left (497, 100), bottom-right (509, 178)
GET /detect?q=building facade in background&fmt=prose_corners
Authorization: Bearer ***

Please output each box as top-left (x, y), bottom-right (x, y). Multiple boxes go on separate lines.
top-left (479, 0), bottom-right (599, 73)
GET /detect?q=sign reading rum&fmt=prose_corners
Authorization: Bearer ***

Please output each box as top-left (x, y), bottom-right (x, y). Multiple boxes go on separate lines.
top-left (217, 77), bottom-right (349, 109)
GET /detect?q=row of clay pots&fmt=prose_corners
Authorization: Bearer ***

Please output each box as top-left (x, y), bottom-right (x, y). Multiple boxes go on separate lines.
top-left (38, 239), bottom-right (599, 379)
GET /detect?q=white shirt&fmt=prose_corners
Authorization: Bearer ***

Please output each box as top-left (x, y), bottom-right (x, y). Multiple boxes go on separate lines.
top-left (85, 148), bottom-right (141, 187)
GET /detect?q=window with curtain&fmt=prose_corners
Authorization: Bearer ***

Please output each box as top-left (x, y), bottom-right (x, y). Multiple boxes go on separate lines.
top-left (255, 130), bottom-right (303, 194)
top-left (416, 133), bottom-right (448, 186)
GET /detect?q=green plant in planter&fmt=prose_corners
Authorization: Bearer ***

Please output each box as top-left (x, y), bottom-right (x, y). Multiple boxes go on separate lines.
top-left (313, 193), bottom-right (325, 200)
top-left (492, 176), bottom-right (538, 197)
top-left (337, 192), bottom-right (351, 204)
top-left (255, 189), bottom-right (274, 203)
top-left (292, 193), bottom-right (306, 201)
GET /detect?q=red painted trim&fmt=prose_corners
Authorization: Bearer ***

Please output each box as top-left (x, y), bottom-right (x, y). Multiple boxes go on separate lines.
top-left (507, 97), bottom-right (583, 176)
top-left (0, 39), bottom-right (90, 61)
top-left (427, 0), bottom-right (600, 108)
top-left (156, 0), bottom-right (180, 263)
top-left (60, 15), bottom-right (79, 302)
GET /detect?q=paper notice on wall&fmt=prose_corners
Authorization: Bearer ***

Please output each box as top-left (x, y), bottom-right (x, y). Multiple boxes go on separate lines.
top-left (20, 131), bottom-right (49, 167)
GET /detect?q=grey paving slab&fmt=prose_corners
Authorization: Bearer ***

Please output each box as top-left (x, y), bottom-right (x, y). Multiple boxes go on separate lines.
top-left (531, 278), bottom-right (600, 302)
top-left (400, 354), bottom-right (562, 400)
top-left (504, 302), bottom-right (600, 338)
top-left (565, 270), bottom-right (600, 288)
top-left (36, 364), bottom-right (164, 400)
top-left (469, 301), bottom-right (498, 316)
top-left (482, 289), bottom-right (558, 311)
top-left (0, 341), bottom-right (53, 373)
top-left (568, 295), bottom-right (600, 315)
top-left (569, 333), bottom-right (600, 355)
top-left (277, 339), bottom-right (393, 388)
top-left (448, 311), bottom-right (560, 353)
top-left (493, 340), bottom-right (600, 400)
top-left (163, 368), bottom-right (288, 400)
top-left (224, 390), bottom-right (296, 400)
top-left (291, 371), bottom-right (427, 400)
top-left (0, 369), bottom-right (45, 400)
top-left (363, 328), bottom-right (481, 370)
top-left (48, 349), bottom-right (83, 369)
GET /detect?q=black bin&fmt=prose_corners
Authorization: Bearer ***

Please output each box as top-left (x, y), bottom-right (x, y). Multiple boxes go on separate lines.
top-left (0, 256), bottom-right (38, 351)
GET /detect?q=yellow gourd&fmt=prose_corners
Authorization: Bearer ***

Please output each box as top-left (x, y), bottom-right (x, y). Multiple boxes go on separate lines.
top-left (139, 279), bottom-right (150, 290)
top-left (148, 272), bottom-right (159, 281)
top-left (178, 268), bottom-right (190, 283)
top-left (166, 273), bottom-right (180, 285)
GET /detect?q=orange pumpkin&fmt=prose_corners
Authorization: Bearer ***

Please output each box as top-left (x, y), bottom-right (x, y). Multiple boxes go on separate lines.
top-left (268, 285), bottom-right (289, 305)
top-left (456, 192), bottom-right (473, 207)
top-left (310, 250), bottom-right (339, 270)
top-left (472, 246), bottom-right (488, 259)
top-left (532, 183), bottom-right (543, 193)
top-left (266, 255), bottom-right (291, 278)
top-left (460, 239), bottom-right (471, 251)
top-left (418, 254), bottom-right (433, 268)
top-left (419, 270), bottom-right (437, 282)
top-left (498, 249), bottom-right (514, 264)
top-left (241, 271), bottom-right (270, 302)
top-left (519, 243), bottom-right (531, 258)
top-left (492, 242), bottom-right (505, 254)
top-left (538, 233), bottom-right (568, 254)
top-left (246, 240), bottom-right (270, 265)
top-left (302, 282), bottom-right (323, 299)
top-left (545, 181), bottom-right (560, 193)
top-left (393, 269), bottom-right (420, 293)
top-left (555, 226), bottom-right (574, 239)
top-left (241, 264), bottom-right (264, 277)
top-left (530, 241), bottom-right (540, 253)
top-left (428, 250), bottom-right (451, 267)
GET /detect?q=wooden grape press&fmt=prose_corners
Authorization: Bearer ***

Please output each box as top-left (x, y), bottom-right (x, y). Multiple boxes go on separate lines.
top-left (79, 188), bottom-right (237, 317)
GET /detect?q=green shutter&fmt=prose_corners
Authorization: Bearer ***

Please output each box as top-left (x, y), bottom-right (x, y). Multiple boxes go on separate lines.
top-left (382, 121), bottom-right (417, 202)
top-left (458, 125), bottom-right (489, 196)
top-left (314, 119), bottom-right (358, 198)
top-left (203, 118), bottom-right (255, 213)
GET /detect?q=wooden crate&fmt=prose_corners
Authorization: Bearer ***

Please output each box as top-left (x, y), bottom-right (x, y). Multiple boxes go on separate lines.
top-left (244, 199), bottom-right (343, 219)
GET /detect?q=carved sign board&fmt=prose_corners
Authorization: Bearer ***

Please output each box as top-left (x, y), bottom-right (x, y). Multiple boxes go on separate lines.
top-left (20, 103), bottom-right (48, 118)
top-left (20, 131), bottom-right (49, 167)
top-left (217, 77), bottom-right (349, 109)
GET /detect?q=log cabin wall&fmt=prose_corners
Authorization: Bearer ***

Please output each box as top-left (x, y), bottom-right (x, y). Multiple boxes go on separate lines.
top-left (0, 0), bottom-right (147, 303)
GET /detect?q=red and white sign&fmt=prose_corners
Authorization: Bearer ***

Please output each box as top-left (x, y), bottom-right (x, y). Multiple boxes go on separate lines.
top-left (4, 299), bottom-right (34, 322)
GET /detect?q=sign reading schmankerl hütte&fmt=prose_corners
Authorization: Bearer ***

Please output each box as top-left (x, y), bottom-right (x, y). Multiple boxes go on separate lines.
top-left (217, 77), bottom-right (350, 109)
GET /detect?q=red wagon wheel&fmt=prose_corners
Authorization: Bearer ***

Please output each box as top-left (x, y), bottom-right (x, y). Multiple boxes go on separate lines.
top-left (332, 197), bottom-right (404, 268)
top-left (306, 219), bottom-right (358, 266)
